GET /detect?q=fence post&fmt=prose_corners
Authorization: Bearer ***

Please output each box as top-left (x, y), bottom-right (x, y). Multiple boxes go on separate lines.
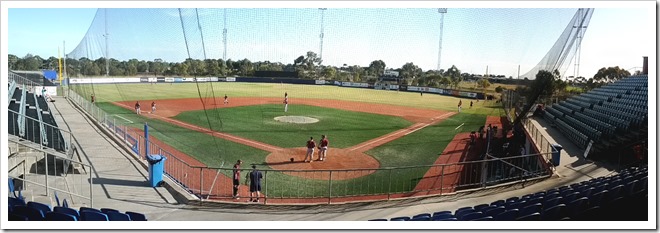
top-left (264, 170), bottom-right (268, 204)
top-left (440, 165), bottom-right (445, 194)
top-left (328, 171), bottom-right (332, 204)
top-left (387, 169), bottom-right (392, 201)
top-left (199, 168), bottom-right (204, 201)
top-left (90, 166), bottom-right (94, 207)
top-left (44, 152), bottom-right (49, 196)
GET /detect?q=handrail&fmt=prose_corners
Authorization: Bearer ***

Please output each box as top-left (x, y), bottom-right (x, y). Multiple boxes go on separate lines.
top-left (18, 86), bottom-right (27, 137)
top-left (8, 80), bottom-right (17, 105)
top-left (33, 93), bottom-right (49, 146)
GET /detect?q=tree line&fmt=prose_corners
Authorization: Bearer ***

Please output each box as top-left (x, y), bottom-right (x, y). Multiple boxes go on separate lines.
top-left (8, 52), bottom-right (633, 93)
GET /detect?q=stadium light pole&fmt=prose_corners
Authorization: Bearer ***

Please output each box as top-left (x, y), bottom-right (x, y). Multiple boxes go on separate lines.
top-left (319, 8), bottom-right (327, 65)
top-left (437, 8), bottom-right (447, 71)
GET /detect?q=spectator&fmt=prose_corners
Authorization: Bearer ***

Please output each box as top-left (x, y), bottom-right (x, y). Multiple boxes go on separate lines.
top-left (247, 165), bottom-right (263, 203)
top-left (232, 160), bottom-right (242, 199)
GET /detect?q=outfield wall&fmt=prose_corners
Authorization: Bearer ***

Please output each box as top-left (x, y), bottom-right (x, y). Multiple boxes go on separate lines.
top-left (67, 77), bottom-right (485, 99)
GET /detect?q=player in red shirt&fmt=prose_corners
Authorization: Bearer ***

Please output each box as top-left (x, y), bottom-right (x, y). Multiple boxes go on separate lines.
top-left (318, 135), bottom-right (329, 161)
top-left (232, 160), bottom-right (242, 199)
top-left (283, 93), bottom-right (289, 112)
top-left (304, 137), bottom-right (316, 163)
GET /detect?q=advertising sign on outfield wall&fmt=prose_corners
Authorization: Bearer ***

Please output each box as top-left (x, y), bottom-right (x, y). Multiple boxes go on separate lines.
top-left (165, 78), bottom-right (174, 82)
top-left (226, 77), bottom-right (236, 82)
top-left (315, 80), bottom-right (326, 85)
top-left (148, 77), bottom-right (157, 83)
top-left (157, 77), bottom-right (165, 82)
top-left (69, 78), bottom-right (141, 84)
top-left (174, 77), bottom-right (183, 82)
top-left (209, 77), bottom-right (219, 82)
top-left (140, 77), bottom-right (149, 82)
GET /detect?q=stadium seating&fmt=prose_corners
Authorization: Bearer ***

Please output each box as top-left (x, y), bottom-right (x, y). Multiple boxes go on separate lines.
top-left (368, 166), bottom-right (647, 221)
top-left (8, 199), bottom-right (148, 221)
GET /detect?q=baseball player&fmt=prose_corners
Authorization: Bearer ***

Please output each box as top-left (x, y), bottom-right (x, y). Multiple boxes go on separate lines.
top-left (150, 101), bottom-right (156, 114)
top-left (458, 100), bottom-right (462, 113)
top-left (135, 101), bottom-right (141, 115)
top-left (317, 135), bottom-right (329, 161)
top-left (283, 95), bottom-right (289, 112)
top-left (224, 94), bottom-right (229, 105)
top-left (304, 137), bottom-right (316, 163)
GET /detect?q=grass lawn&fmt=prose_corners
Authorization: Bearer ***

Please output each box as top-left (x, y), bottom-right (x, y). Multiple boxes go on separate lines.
top-left (173, 104), bottom-right (413, 148)
top-left (73, 82), bottom-right (505, 116)
top-left (97, 102), bottom-right (270, 168)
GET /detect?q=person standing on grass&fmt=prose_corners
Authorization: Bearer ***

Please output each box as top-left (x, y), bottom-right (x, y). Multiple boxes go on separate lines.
top-left (458, 99), bottom-right (462, 113)
top-left (232, 160), bottom-right (242, 199)
top-left (247, 165), bottom-right (263, 203)
top-left (304, 137), bottom-right (316, 162)
top-left (224, 94), bottom-right (229, 105)
top-left (283, 92), bottom-right (289, 112)
top-left (470, 100), bottom-right (473, 109)
top-left (91, 94), bottom-right (95, 104)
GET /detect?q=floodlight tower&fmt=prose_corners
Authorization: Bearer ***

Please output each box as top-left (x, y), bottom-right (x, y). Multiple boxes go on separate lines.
top-left (223, 8), bottom-right (228, 61)
top-left (319, 8), bottom-right (327, 64)
top-left (437, 8), bottom-right (447, 71)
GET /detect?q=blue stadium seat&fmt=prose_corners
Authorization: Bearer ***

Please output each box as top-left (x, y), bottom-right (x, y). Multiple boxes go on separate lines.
top-left (410, 216), bottom-right (430, 221)
top-left (13, 206), bottom-right (45, 221)
top-left (588, 190), bottom-right (609, 208)
top-left (368, 219), bottom-right (387, 221)
top-left (541, 204), bottom-right (566, 221)
top-left (80, 207), bottom-right (101, 213)
top-left (483, 206), bottom-right (506, 217)
top-left (505, 197), bottom-right (520, 203)
top-left (519, 203), bottom-right (542, 217)
top-left (454, 208), bottom-right (476, 220)
top-left (9, 197), bottom-right (26, 208)
top-left (432, 210), bottom-right (452, 217)
top-left (473, 204), bottom-right (490, 211)
top-left (542, 197), bottom-right (563, 208)
top-left (460, 212), bottom-right (485, 221)
top-left (107, 211), bottom-right (131, 221)
top-left (101, 208), bottom-right (120, 214)
top-left (436, 217), bottom-right (458, 221)
top-left (562, 192), bottom-right (581, 204)
top-left (431, 213), bottom-right (455, 221)
top-left (54, 207), bottom-right (80, 220)
top-left (81, 211), bottom-right (109, 221)
top-left (490, 200), bottom-right (505, 207)
top-left (494, 209), bottom-right (519, 221)
top-left (516, 212), bottom-right (541, 221)
top-left (27, 201), bottom-right (52, 216)
top-left (412, 213), bottom-right (431, 219)
top-left (389, 216), bottom-right (410, 221)
top-left (46, 212), bottom-right (77, 221)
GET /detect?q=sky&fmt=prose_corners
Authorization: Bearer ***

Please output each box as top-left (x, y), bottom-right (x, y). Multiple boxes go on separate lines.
top-left (3, 1), bottom-right (656, 79)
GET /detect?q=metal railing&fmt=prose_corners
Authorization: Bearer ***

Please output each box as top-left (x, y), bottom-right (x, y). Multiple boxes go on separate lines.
top-left (9, 109), bottom-right (72, 154)
top-left (7, 145), bottom-right (94, 207)
top-left (67, 86), bottom-right (554, 204)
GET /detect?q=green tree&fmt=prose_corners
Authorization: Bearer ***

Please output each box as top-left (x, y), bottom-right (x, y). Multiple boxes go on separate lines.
top-left (400, 62), bottom-right (422, 85)
top-left (495, 86), bottom-right (504, 93)
top-left (593, 66), bottom-right (630, 83)
top-left (368, 60), bottom-right (386, 77)
top-left (444, 65), bottom-right (462, 89)
top-left (321, 66), bottom-right (336, 79)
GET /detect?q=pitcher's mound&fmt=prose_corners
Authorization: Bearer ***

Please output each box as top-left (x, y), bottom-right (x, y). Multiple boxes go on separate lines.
top-left (274, 116), bottom-right (319, 124)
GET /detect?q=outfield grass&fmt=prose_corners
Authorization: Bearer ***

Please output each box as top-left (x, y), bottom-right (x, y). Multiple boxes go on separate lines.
top-left (97, 102), bottom-right (270, 168)
top-left (173, 104), bottom-right (413, 148)
top-left (73, 82), bottom-right (504, 116)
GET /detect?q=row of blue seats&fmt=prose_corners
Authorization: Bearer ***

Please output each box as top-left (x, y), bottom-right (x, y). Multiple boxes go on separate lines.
top-left (8, 197), bottom-right (147, 221)
top-left (370, 167), bottom-right (647, 221)
top-left (601, 101), bottom-right (646, 117)
top-left (8, 87), bottom-right (67, 152)
top-left (581, 108), bottom-right (629, 132)
top-left (554, 118), bottom-right (588, 148)
top-left (551, 104), bottom-right (602, 141)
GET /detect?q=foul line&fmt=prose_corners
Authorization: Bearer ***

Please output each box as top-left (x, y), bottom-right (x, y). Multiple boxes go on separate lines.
top-left (114, 114), bottom-right (134, 123)
top-left (350, 112), bottom-right (455, 152)
top-left (113, 102), bottom-right (281, 152)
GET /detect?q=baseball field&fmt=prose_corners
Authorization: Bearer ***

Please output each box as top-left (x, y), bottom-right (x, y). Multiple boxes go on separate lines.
top-left (71, 82), bottom-right (507, 201)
